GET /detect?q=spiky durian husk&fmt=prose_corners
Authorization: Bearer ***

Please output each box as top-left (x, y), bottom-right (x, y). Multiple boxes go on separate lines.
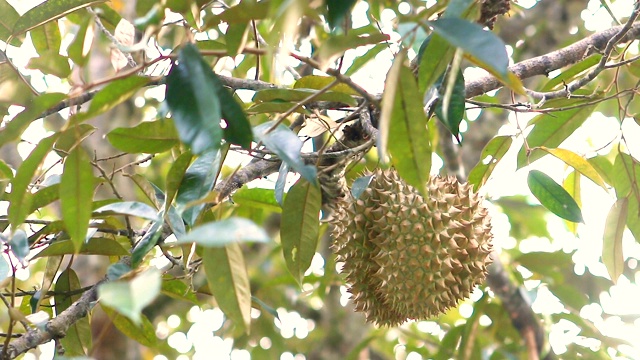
top-left (331, 169), bottom-right (493, 326)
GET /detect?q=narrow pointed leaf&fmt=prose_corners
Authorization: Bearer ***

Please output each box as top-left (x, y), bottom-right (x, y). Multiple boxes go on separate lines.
top-left (78, 76), bottom-right (149, 121)
top-left (55, 269), bottom-right (91, 356)
top-left (175, 149), bottom-right (222, 225)
top-left (527, 170), bottom-right (583, 223)
top-left (176, 217), bottom-right (269, 246)
top-left (164, 151), bottom-right (193, 214)
top-left (378, 50), bottom-right (405, 162)
top-left (434, 69), bottom-right (465, 141)
top-left (603, 198), bottom-right (627, 284)
top-left (612, 153), bottom-right (640, 241)
top-left (8, 133), bottom-right (60, 227)
top-left (0, 0), bottom-right (21, 45)
top-left (280, 179), bottom-right (321, 285)
top-left (203, 244), bottom-right (251, 334)
top-left (253, 122), bottom-right (317, 183)
top-left (30, 22), bottom-right (62, 55)
top-left (166, 43), bottom-right (225, 154)
top-left (107, 120), bottom-right (179, 153)
top-left (388, 65), bottom-right (432, 196)
top-left (60, 147), bottom-right (94, 252)
top-left (468, 135), bottom-right (512, 191)
top-left (0, 93), bottom-right (66, 147)
top-left (34, 238), bottom-right (128, 258)
top-left (517, 103), bottom-right (598, 167)
top-left (101, 306), bottom-right (157, 347)
top-left (540, 147), bottom-right (607, 189)
top-left (131, 218), bottom-right (163, 267)
top-left (12, 0), bottom-right (105, 37)
top-left (326, 0), bottom-right (357, 30)
top-left (563, 170), bottom-right (581, 235)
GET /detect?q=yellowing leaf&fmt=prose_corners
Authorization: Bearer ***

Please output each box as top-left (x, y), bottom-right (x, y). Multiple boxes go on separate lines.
top-left (541, 147), bottom-right (607, 189)
top-left (603, 198), bottom-right (627, 284)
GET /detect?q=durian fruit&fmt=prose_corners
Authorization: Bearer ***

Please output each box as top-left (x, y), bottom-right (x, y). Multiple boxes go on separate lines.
top-left (331, 169), bottom-right (493, 326)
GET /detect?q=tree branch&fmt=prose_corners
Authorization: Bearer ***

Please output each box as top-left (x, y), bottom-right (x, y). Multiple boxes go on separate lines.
top-left (3, 257), bottom-right (131, 359)
top-left (465, 22), bottom-right (640, 99)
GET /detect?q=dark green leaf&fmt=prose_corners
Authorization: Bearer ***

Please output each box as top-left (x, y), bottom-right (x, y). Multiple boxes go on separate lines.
top-left (434, 69), bottom-right (465, 141)
top-left (164, 151), bottom-right (193, 214)
top-left (253, 122), bottom-right (317, 183)
top-left (107, 120), bottom-right (179, 153)
top-left (175, 149), bottom-right (222, 226)
top-left (98, 268), bottom-right (161, 325)
top-left (527, 170), bottom-right (583, 223)
top-left (280, 178), bottom-right (321, 285)
top-left (93, 201), bottom-right (159, 220)
top-left (468, 135), bottom-right (512, 191)
top-left (166, 43), bottom-right (222, 154)
top-left (107, 263), bottom-right (132, 281)
top-left (428, 18), bottom-right (524, 93)
top-left (326, 0), bottom-right (357, 30)
top-left (203, 244), bottom-right (251, 334)
top-left (131, 218), bottom-right (163, 267)
top-left (603, 197), bottom-right (627, 284)
top-left (60, 147), bottom-right (94, 252)
top-left (12, 0), bottom-right (105, 37)
top-left (175, 217), bottom-right (270, 246)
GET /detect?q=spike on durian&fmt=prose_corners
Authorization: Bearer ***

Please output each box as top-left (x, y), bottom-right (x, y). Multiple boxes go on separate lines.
top-left (331, 169), bottom-right (493, 326)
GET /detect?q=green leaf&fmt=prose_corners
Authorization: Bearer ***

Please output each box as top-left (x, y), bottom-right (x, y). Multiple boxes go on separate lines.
top-left (563, 170), bottom-right (581, 235)
top-left (387, 64), bottom-right (432, 196)
top-left (0, 58), bottom-right (35, 106)
top-left (34, 238), bottom-right (129, 258)
top-left (428, 18), bottom-right (524, 94)
top-left (540, 147), bottom-right (607, 189)
top-left (527, 170), bottom-right (583, 223)
top-left (98, 268), bottom-right (161, 326)
top-left (517, 103), bottom-right (598, 167)
top-left (166, 43), bottom-right (222, 154)
top-left (175, 149), bottom-right (222, 226)
top-left (345, 43), bottom-right (386, 76)
top-left (206, 0), bottom-right (269, 25)
top-left (55, 269), bottom-right (91, 356)
top-left (164, 151), bottom-right (193, 213)
top-left (588, 155), bottom-right (614, 186)
top-left (12, 0), bottom-right (105, 37)
top-left (232, 188), bottom-right (281, 213)
top-left (107, 120), bottom-right (179, 154)
top-left (247, 102), bottom-right (305, 115)
top-left (67, 15), bottom-right (92, 66)
top-left (175, 217), bottom-right (270, 246)
top-left (30, 21), bottom-right (61, 55)
top-left (294, 75), bottom-right (360, 96)
top-left (252, 88), bottom-right (357, 107)
top-left (541, 54), bottom-right (602, 92)
top-left (27, 52), bottom-right (71, 78)
top-left (495, 196), bottom-right (551, 239)
top-left (130, 218), bottom-right (163, 267)
top-left (603, 197), bottom-right (627, 284)
top-left (203, 244), bottom-right (251, 334)
top-left (78, 76), bottom-right (149, 121)
top-left (468, 135), bottom-right (512, 191)
top-left (0, 1), bottom-right (21, 45)
top-left (54, 123), bottom-right (95, 156)
top-left (434, 69), bottom-right (465, 141)
top-left (225, 22), bottom-right (248, 55)
top-left (325, 0), bottom-right (357, 30)
top-left (93, 201), bottom-right (159, 220)
top-left (378, 50), bottom-right (404, 162)
top-left (280, 178), bottom-right (321, 285)
top-left (8, 133), bottom-right (59, 228)
top-left (418, 35), bottom-right (455, 94)
top-left (611, 153), bottom-right (640, 241)
top-left (101, 305), bottom-right (157, 348)
top-left (9, 229), bottom-right (29, 261)
top-left (60, 147), bottom-right (94, 252)
top-left (253, 122), bottom-right (317, 183)
top-left (161, 278), bottom-right (199, 304)
top-left (316, 32), bottom-right (390, 67)
top-left (0, 93), bottom-right (66, 147)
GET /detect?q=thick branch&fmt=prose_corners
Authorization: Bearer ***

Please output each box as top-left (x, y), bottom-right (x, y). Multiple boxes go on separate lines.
top-left (4, 257), bottom-right (131, 359)
top-left (465, 22), bottom-right (640, 98)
